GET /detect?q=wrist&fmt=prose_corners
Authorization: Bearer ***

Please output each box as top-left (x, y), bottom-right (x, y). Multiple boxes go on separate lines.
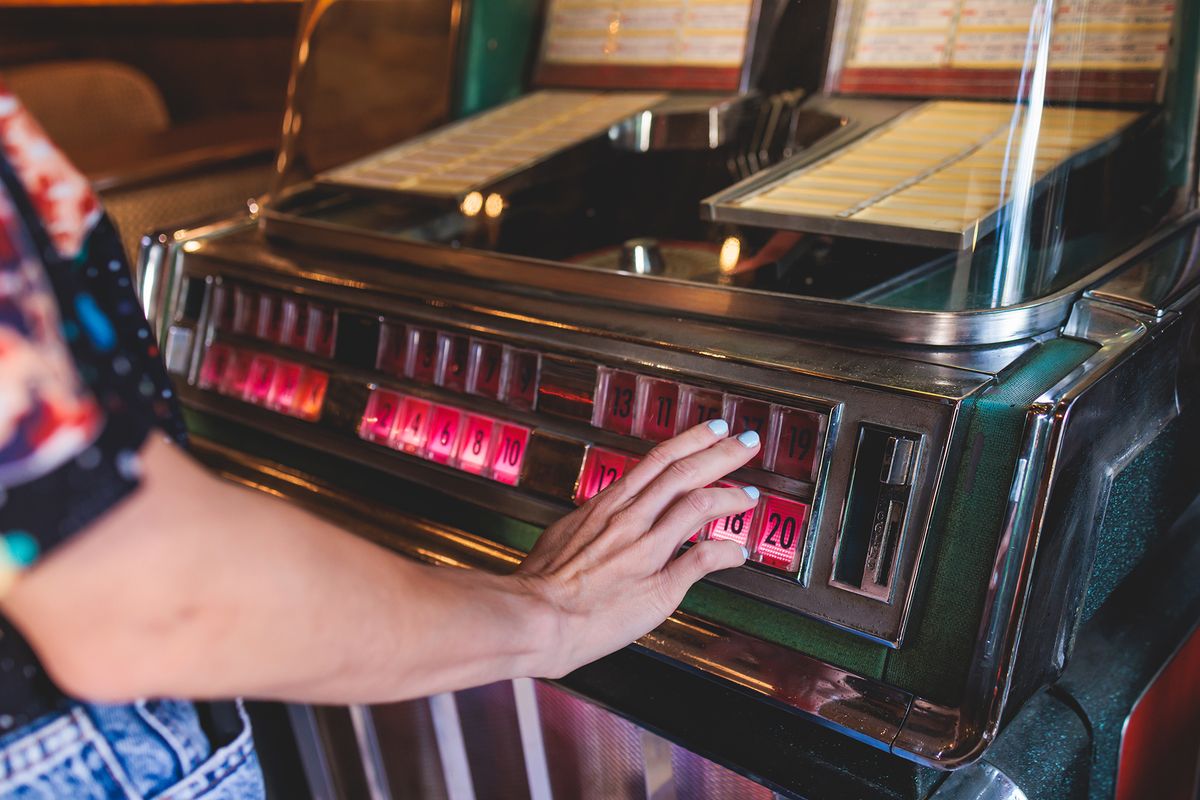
top-left (502, 572), bottom-right (569, 679)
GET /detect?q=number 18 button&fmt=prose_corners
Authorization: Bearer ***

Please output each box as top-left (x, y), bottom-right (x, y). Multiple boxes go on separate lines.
top-left (709, 480), bottom-right (757, 546)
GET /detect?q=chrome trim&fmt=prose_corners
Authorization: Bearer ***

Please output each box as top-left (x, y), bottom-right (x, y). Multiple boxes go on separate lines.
top-left (512, 679), bottom-right (554, 800)
top-left (930, 762), bottom-right (1028, 800)
top-left (287, 704), bottom-right (342, 800)
top-left (348, 705), bottom-right (394, 800)
top-left (608, 93), bottom-right (755, 153)
top-left (429, 693), bottom-right (477, 800)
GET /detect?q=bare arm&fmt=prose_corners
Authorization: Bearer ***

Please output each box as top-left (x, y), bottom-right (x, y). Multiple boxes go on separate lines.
top-left (0, 422), bottom-right (758, 705)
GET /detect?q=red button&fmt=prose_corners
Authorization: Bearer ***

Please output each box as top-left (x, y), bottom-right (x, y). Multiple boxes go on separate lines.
top-left (678, 386), bottom-right (724, 431)
top-left (768, 407), bottom-right (824, 481)
top-left (293, 370), bottom-right (329, 422)
top-left (437, 334), bottom-right (470, 393)
top-left (218, 349), bottom-right (252, 397)
top-left (425, 405), bottom-right (463, 464)
top-left (197, 344), bottom-right (233, 390)
top-left (491, 424), bottom-right (530, 485)
top-left (467, 339), bottom-right (503, 399)
top-left (502, 347), bottom-right (540, 409)
top-left (232, 287), bottom-right (257, 335)
top-left (255, 293), bottom-right (284, 342)
top-left (637, 377), bottom-right (680, 442)
top-left (752, 495), bottom-right (809, 572)
top-left (709, 481), bottom-right (758, 546)
top-left (268, 360), bottom-right (305, 412)
top-left (456, 414), bottom-right (497, 475)
top-left (726, 396), bottom-right (771, 468)
top-left (243, 355), bottom-right (277, 405)
top-left (394, 396), bottom-right (433, 453)
top-left (409, 327), bottom-right (439, 383)
top-left (360, 389), bottom-right (405, 443)
top-left (376, 322), bottom-right (408, 376)
top-left (576, 447), bottom-right (628, 504)
top-left (594, 368), bottom-right (637, 435)
top-left (306, 303), bottom-right (337, 358)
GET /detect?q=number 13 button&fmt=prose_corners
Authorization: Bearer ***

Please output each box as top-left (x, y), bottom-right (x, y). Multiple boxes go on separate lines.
top-left (751, 494), bottom-right (810, 572)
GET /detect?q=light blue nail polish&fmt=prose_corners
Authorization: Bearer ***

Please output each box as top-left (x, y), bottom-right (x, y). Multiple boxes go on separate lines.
top-left (707, 419), bottom-right (729, 436)
top-left (740, 546), bottom-right (750, 560)
top-left (742, 485), bottom-right (760, 501)
top-left (736, 430), bottom-right (760, 448)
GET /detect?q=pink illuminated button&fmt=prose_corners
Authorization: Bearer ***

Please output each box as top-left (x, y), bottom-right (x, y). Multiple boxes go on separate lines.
top-left (231, 287), bottom-right (257, 335)
top-left (437, 334), bottom-right (470, 393)
top-left (455, 414), bottom-right (497, 475)
top-left (243, 355), bottom-right (277, 406)
top-left (753, 495), bottom-right (809, 572)
top-left (593, 368), bottom-right (637, 435)
top-left (424, 405), bottom-right (463, 464)
top-left (218, 350), bottom-right (252, 397)
top-left (768, 407), bottom-right (824, 481)
top-left (726, 396), bottom-right (771, 468)
top-left (677, 386), bottom-right (724, 431)
top-left (376, 323), bottom-right (408, 376)
top-left (467, 339), bottom-right (503, 399)
top-left (689, 523), bottom-right (710, 544)
top-left (393, 396), bottom-right (433, 453)
top-left (709, 481), bottom-right (758, 546)
top-left (306, 304), bottom-right (336, 358)
top-left (636, 377), bottom-right (679, 442)
top-left (197, 344), bottom-right (233, 390)
top-left (268, 360), bottom-right (305, 413)
top-left (576, 447), bottom-right (628, 505)
top-left (360, 389), bottom-right (405, 443)
top-left (255, 293), bottom-right (284, 342)
top-left (292, 370), bottom-right (329, 422)
top-left (408, 327), bottom-right (439, 383)
top-left (492, 424), bottom-right (530, 485)
top-left (502, 347), bottom-right (540, 410)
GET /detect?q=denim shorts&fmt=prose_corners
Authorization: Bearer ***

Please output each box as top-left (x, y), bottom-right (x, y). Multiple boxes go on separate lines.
top-left (0, 700), bottom-right (265, 799)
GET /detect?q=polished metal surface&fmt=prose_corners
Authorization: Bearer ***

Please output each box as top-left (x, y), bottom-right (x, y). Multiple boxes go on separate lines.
top-left (607, 93), bottom-right (754, 153)
top-left (348, 705), bottom-right (395, 800)
top-left (930, 762), bottom-right (1028, 800)
top-left (512, 678), bottom-right (554, 800)
top-left (429, 693), bottom-right (477, 800)
top-left (287, 704), bottom-right (342, 800)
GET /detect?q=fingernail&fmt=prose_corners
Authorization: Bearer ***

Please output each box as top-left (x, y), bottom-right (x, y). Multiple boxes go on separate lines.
top-left (742, 485), bottom-right (760, 501)
top-left (736, 430), bottom-right (760, 448)
top-left (739, 546), bottom-right (750, 561)
top-left (707, 419), bottom-right (729, 436)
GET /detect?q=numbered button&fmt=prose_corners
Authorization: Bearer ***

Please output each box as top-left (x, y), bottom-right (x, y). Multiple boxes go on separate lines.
top-left (636, 377), bottom-right (679, 442)
top-left (467, 339), bottom-right (503, 399)
top-left (232, 287), bottom-right (258, 335)
top-left (725, 396), bottom-right (771, 469)
top-left (709, 481), bottom-right (758, 546)
top-left (502, 347), bottom-right (540, 410)
top-left (576, 447), bottom-right (629, 505)
top-left (293, 370), bottom-right (329, 422)
top-left (456, 414), bottom-right (497, 475)
top-left (393, 396), bottom-right (433, 453)
top-left (677, 386), bottom-right (724, 432)
top-left (767, 406), bottom-right (825, 481)
top-left (491, 424), bottom-right (530, 485)
top-left (408, 327), bottom-right (439, 383)
top-left (360, 389), bottom-right (405, 443)
top-left (305, 303), bottom-right (337, 358)
top-left (255, 293), bottom-right (284, 342)
top-left (211, 284), bottom-right (235, 331)
top-left (593, 368), bottom-right (637, 435)
top-left (243, 355), bottom-right (277, 405)
top-left (752, 495), bottom-right (809, 572)
top-left (437, 333), bottom-right (470, 392)
top-left (376, 322), bottom-right (408, 376)
top-left (197, 343), bottom-right (233, 390)
top-left (268, 360), bottom-right (305, 413)
top-left (424, 405), bottom-right (463, 464)
top-left (218, 350), bottom-right (252, 397)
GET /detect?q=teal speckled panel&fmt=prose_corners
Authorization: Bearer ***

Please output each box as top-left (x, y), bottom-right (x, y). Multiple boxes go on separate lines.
top-left (883, 338), bottom-right (1098, 706)
top-left (454, 0), bottom-right (539, 118)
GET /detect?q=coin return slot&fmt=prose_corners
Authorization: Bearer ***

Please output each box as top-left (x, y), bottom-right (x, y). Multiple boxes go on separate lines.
top-left (833, 425), bottom-right (920, 602)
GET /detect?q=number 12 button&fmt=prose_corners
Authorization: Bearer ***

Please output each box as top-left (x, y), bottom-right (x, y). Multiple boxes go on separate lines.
top-left (752, 495), bottom-right (810, 572)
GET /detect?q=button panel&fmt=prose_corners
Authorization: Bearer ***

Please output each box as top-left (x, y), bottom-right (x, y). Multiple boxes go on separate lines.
top-left (197, 343), bottom-right (329, 421)
top-left (212, 283), bottom-right (338, 358)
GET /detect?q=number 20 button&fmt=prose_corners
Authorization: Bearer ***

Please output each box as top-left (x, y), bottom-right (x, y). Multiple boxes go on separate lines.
top-left (751, 495), bottom-right (810, 572)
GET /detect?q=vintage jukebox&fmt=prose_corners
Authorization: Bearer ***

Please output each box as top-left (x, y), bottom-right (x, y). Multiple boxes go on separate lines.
top-left (137, 0), bottom-right (1200, 797)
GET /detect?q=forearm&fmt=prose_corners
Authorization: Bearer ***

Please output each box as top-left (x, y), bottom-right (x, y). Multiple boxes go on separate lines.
top-left (2, 436), bottom-right (552, 704)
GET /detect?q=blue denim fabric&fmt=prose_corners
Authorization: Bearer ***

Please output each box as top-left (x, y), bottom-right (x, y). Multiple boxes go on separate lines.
top-left (0, 700), bottom-right (265, 799)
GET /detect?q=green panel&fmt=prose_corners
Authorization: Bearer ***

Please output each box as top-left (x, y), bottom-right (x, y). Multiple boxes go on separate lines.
top-left (883, 338), bottom-right (1097, 706)
top-left (454, 0), bottom-right (540, 118)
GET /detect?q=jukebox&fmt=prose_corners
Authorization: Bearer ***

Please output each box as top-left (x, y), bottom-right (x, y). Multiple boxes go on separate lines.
top-left (137, 0), bottom-right (1200, 797)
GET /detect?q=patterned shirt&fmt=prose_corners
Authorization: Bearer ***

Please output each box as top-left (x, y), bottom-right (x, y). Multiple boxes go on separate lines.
top-left (0, 83), bottom-right (183, 732)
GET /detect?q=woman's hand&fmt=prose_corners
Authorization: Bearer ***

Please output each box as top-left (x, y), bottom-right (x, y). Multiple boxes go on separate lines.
top-left (515, 420), bottom-right (761, 678)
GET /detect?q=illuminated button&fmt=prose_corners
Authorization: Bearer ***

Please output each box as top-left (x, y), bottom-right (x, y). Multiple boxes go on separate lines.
top-left (360, 389), bottom-right (405, 443)
top-left (636, 377), bottom-right (679, 442)
top-left (502, 347), bottom-right (540, 410)
top-left (197, 344), bottom-right (233, 390)
top-left (231, 287), bottom-right (257, 335)
top-left (211, 284), bottom-right (235, 331)
top-left (243, 354), bottom-right (277, 406)
top-left (306, 303), bottom-right (337, 358)
top-left (268, 360), bottom-right (305, 413)
top-left (218, 349), bottom-right (252, 397)
top-left (593, 368), bottom-right (637, 435)
top-left (752, 495), bottom-right (809, 571)
top-left (491, 424), bottom-right (530, 485)
top-left (292, 370), bottom-right (329, 422)
top-left (576, 447), bottom-right (628, 504)
top-left (456, 413), bottom-right (497, 475)
top-left (767, 406), bottom-right (825, 481)
top-left (467, 339), bottom-right (503, 399)
top-left (677, 386), bottom-right (724, 431)
top-left (393, 396), bottom-right (433, 453)
top-left (709, 481), bottom-right (757, 546)
top-left (408, 326), bottom-right (439, 383)
top-left (725, 395), bottom-right (771, 469)
top-left (425, 405), bottom-right (464, 464)
top-left (255, 293), bottom-right (284, 342)
top-left (437, 333), bottom-right (470, 393)
top-left (376, 322), bottom-right (408, 376)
